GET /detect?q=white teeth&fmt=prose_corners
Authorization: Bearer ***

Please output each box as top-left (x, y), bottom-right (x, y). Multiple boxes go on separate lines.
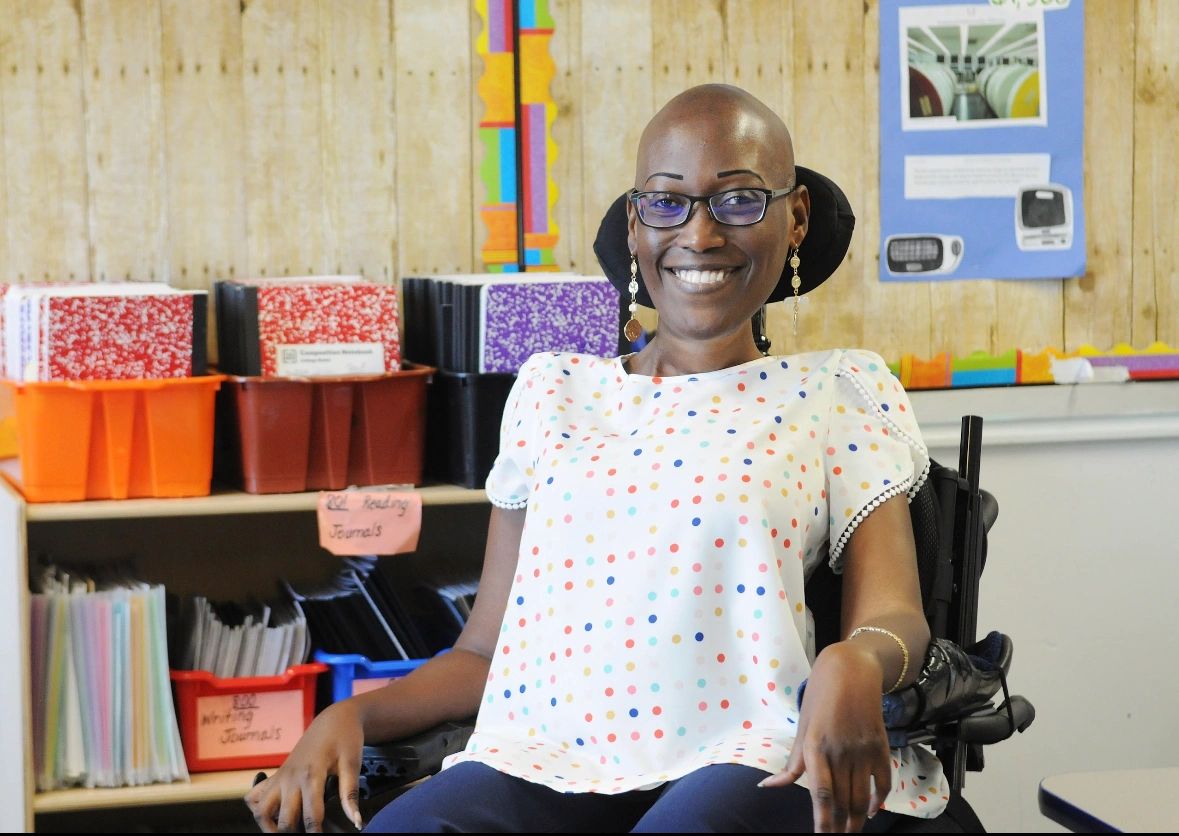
top-left (672, 269), bottom-right (727, 285)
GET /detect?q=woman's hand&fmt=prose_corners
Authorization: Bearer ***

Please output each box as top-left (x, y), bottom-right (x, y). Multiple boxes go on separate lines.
top-left (759, 641), bottom-right (892, 833)
top-left (244, 699), bottom-right (366, 833)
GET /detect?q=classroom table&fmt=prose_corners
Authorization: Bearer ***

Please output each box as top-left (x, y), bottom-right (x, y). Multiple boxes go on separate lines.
top-left (1039, 767), bottom-right (1179, 833)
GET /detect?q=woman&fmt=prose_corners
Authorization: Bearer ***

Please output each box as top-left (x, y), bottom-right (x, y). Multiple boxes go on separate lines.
top-left (247, 83), bottom-right (943, 833)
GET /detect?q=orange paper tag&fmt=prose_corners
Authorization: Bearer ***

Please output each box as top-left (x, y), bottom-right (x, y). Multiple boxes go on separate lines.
top-left (316, 490), bottom-right (422, 555)
top-left (196, 690), bottom-right (303, 759)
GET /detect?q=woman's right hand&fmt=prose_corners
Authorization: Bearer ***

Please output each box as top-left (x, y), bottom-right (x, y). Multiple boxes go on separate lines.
top-left (244, 699), bottom-right (366, 833)
top-left (243, 506), bottom-right (525, 832)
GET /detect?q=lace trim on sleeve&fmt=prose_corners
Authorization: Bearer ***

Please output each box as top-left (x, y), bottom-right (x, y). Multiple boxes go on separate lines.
top-left (829, 478), bottom-right (914, 566)
top-left (488, 495), bottom-right (529, 510)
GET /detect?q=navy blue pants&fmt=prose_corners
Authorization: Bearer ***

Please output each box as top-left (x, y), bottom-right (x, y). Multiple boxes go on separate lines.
top-left (364, 761), bottom-right (902, 833)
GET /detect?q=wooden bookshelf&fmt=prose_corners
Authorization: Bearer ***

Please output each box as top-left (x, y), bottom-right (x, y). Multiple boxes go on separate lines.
top-left (33, 769), bottom-right (261, 813)
top-left (24, 483), bottom-right (487, 522)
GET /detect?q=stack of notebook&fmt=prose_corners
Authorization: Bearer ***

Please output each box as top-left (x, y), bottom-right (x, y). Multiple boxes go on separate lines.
top-left (171, 596), bottom-right (310, 679)
top-left (285, 557), bottom-right (470, 662)
top-left (2, 283), bottom-right (207, 381)
top-left (214, 276), bottom-right (401, 377)
top-left (401, 273), bottom-right (619, 373)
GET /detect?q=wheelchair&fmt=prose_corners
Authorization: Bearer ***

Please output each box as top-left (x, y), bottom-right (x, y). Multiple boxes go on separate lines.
top-left (287, 413), bottom-right (1034, 833)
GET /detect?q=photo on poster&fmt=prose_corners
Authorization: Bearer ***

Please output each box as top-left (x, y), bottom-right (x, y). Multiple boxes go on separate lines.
top-left (878, 0), bottom-right (1084, 281)
top-left (901, 4), bottom-right (1047, 131)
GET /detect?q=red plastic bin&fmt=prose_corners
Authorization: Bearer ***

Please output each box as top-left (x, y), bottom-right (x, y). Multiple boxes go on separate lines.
top-left (170, 663), bottom-right (327, 772)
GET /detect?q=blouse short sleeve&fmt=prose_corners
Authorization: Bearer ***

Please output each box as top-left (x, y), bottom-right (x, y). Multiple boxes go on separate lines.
top-left (826, 349), bottom-right (930, 571)
top-left (484, 354), bottom-right (545, 509)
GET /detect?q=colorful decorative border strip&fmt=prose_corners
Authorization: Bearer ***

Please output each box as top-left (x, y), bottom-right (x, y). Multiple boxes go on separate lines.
top-left (889, 343), bottom-right (1179, 389)
top-left (476, 0), bottom-right (559, 273)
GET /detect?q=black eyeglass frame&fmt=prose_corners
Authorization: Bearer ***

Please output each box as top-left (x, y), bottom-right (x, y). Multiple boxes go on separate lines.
top-left (629, 183), bottom-right (799, 229)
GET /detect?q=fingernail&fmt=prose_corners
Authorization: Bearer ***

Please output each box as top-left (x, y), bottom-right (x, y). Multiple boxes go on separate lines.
top-left (757, 778), bottom-right (768, 788)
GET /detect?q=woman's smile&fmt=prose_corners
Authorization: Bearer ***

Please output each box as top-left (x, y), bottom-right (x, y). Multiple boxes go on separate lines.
top-left (664, 265), bottom-right (743, 291)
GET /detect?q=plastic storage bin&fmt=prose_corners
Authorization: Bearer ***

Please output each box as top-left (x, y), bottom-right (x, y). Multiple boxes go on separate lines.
top-left (215, 364), bottom-right (434, 493)
top-left (170, 662), bottom-right (327, 772)
top-left (313, 650), bottom-right (425, 703)
top-left (0, 376), bottom-right (224, 502)
top-left (425, 370), bottom-right (515, 488)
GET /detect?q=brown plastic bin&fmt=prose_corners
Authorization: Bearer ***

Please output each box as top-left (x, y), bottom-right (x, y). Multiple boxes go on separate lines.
top-left (222, 378), bottom-right (314, 493)
top-left (347, 365), bottom-right (434, 487)
top-left (215, 364), bottom-right (434, 494)
top-left (305, 381), bottom-right (355, 490)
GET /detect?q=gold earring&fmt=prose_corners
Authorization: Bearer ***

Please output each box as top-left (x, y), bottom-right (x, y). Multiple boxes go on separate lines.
top-left (624, 256), bottom-right (642, 342)
top-left (790, 250), bottom-right (802, 337)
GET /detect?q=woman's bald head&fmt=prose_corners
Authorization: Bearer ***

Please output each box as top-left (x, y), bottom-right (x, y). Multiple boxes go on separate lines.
top-left (635, 84), bottom-right (796, 190)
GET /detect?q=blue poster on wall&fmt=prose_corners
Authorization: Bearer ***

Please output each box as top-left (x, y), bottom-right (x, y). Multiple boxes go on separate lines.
top-left (879, 0), bottom-right (1085, 281)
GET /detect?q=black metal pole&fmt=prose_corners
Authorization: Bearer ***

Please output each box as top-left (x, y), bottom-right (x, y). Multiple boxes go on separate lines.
top-left (511, 0), bottom-right (526, 273)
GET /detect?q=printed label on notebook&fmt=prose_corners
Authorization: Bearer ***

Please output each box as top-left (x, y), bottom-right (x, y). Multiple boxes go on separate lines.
top-left (196, 690), bottom-right (303, 759)
top-left (317, 490), bottom-right (422, 555)
top-left (274, 343), bottom-right (384, 376)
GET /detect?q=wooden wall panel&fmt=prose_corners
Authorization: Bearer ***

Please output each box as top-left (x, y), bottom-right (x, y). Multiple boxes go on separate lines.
top-left (318, 0), bottom-right (395, 282)
top-left (548, 0), bottom-right (585, 273)
top-left (651, 0), bottom-right (723, 109)
top-left (82, 0), bottom-right (167, 283)
top-left (786, 1), bottom-right (866, 353)
top-left (1066, 0), bottom-right (1134, 351)
top-left (0, 0), bottom-right (1174, 360)
top-left (393, 0), bottom-right (474, 276)
top-left (242, 0), bottom-right (325, 278)
top-left (1133, 0), bottom-right (1178, 347)
top-left (160, 0), bottom-right (247, 291)
top-left (722, 0), bottom-right (792, 129)
top-left (0, 0), bottom-right (89, 284)
top-left (578, 0), bottom-right (653, 274)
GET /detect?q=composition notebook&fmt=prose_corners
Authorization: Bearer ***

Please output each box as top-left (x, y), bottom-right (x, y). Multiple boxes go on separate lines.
top-left (2, 283), bottom-right (207, 382)
top-left (401, 273), bottom-right (619, 373)
top-left (214, 276), bottom-right (401, 378)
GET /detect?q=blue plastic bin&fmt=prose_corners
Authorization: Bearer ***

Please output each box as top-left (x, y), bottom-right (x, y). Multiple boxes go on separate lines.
top-left (314, 650), bottom-right (426, 702)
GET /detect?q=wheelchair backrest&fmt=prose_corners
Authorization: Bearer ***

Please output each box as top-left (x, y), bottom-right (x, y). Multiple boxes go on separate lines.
top-left (806, 457), bottom-right (996, 655)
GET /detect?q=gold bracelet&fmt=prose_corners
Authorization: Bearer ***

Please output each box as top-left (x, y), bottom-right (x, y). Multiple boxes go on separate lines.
top-left (849, 625), bottom-right (910, 694)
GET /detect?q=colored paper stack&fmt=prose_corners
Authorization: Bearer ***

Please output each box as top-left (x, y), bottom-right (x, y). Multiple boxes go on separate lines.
top-left (30, 565), bottom-right (189, 790)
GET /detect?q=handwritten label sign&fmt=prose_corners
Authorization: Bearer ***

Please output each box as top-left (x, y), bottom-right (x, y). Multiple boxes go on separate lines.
top-left (351, 676), bottom-right (393, 696)
top-left (196, 690), bottom-right (303, 759)
top-left (316, 490), bottom-right (422, 555)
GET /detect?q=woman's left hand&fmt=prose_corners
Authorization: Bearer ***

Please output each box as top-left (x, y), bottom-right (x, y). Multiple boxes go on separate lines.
top-left (759, 641), bottom-right (893, 833)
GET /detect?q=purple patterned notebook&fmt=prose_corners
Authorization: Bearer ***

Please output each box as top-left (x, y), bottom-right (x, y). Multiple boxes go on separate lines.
top-left (479, 277), bottom-right (619, 373)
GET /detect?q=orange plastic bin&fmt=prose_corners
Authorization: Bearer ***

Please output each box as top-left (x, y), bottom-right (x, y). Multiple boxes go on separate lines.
top-left (1, 376), bottom-right (224, 502)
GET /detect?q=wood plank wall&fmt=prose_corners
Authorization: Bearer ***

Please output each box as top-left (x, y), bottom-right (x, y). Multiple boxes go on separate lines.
top-left (0, 0), bottom-right (1173, 362)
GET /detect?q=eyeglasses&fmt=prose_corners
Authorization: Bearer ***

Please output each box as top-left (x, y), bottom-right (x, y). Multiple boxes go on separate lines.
top-left (629, 184), bottom-right (798, 229)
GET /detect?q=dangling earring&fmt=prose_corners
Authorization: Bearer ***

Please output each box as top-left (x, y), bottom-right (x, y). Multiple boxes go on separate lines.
top-left (624, 255), bottom-right (642, 342)
top-left (789, 250), bottom-right (802, 337)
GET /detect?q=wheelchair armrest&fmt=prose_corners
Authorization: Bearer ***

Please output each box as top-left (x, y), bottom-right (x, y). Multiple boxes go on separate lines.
top-left (957, 695), bottom-right (1035, 745)
top-left (355, 717), bottom-right (477, 799)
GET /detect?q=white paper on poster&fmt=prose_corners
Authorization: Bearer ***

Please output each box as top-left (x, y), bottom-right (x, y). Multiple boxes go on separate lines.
top-left (904, 152), bottom-right (1050, 199)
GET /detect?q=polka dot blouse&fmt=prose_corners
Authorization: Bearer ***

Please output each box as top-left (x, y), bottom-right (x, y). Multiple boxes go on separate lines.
top-left (443, 348), bottom-right (947, 818)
